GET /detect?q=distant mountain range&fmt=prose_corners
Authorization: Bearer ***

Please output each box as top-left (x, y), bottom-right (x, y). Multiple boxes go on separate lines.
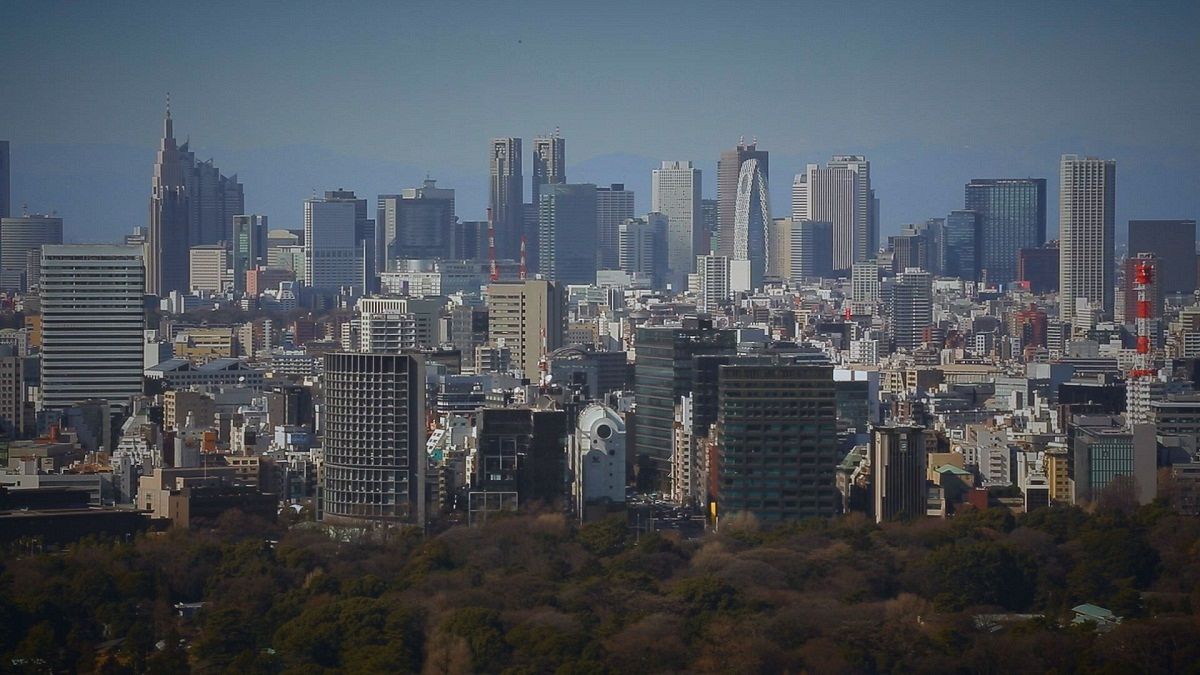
top-left (9, 140), bottom-right (1198, 249)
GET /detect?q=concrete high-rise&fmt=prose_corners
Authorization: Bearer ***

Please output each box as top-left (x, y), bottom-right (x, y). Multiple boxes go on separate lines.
top-left (793, 156), bottom-right (875, 273)
top-left (537, 183), bottom-right (597, 285)
top-left (891, 268), bottom-right (933, 351)
top-left (486, 279), bottom-right (565, 380)
top-left (595, 184), bottom-right (635, 270)
top-left (851, 260), bottom-right (881, 304)
top-left (942, 209), bottom-right (980, 281)
top-left (1059, 156), bottom-right (1116, 323)
top-left (321, 352), bottom-right (426, 526)
top-left (0, 140), bottom-right (9, 219)
top-left (489, 138), bottom-right (523, 260)
top-left (231, 215), bottom-right (268, 293)
top-left (323, 190), bottom-right (375, 292)
top-left (732, 158), bottom-right (771, 289)
top-left (188, 245), bottom-right (230, 293)
top-left (871, 424), bottom-right (928, 523)
top-left (377, 180), bottom-right (455, 267)
top-left (0, 214), bottom-right (63, 291)
top-left (148, 108), bottom-right (190, 297)
top-left (304, 196), bottom-right (361, 292)
top-left (964, 178), bottom-right (1046, 284)
top-left (651, 161), bottom-right (702, 290)
top-left (40, 245), bottom-right (145, 411)
top-left (715, 358), bottom-right (839, 522)
top-left (618, 214), bottom-right (668, 288)
top-left (717, 140), bottom-right (768, 257)
top-left (531, 133), bottom-right (565, 207)
top-left (1128, 220), bottom-right (1197, 295)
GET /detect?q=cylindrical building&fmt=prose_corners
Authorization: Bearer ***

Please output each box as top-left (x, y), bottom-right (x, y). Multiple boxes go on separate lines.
top-left (321, 352), bottom-right (426, 526)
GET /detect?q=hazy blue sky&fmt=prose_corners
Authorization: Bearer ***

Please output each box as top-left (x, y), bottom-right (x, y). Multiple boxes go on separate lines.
top-left (2, 0), bottom-right (1198, 241)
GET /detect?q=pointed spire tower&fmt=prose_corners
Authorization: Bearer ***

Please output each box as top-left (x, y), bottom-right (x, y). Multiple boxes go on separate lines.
top-left (148, 94), bottom-right (190, 296)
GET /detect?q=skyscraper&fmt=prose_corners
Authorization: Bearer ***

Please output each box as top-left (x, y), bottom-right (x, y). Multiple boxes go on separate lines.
top-left (377, 180), bottom-right (455, 266)
top-left (537, 183), bottom-right (598, 285)
top-left (1128, 220), bottom-right (1197, 295)
top-left (732, 158), bottom-right (771, 289)
top-left (531, 132), bottom-right (565, 207)
top-left (891, 268), bottom-right (933, 351)
top-left (696, 255), bottom-right (750, 314)
top-left (871, 424), bottom-right (928, 523)
top-left (0, 214), bottom-right (63, 291)
top-left (321, 352), bottom-right (426, 526)
top-left (304, 196), bottom-right (360, 292)
top-left (717, 140), bottom-right (768, 257)
top-left (489, 138), bottom-right (523, 260)
top-left (651, 161), bottom-right (702, 290)
top-left (942, 209), bottom-right (980, 281)
top-left (964, 178), bottom-right (1047, 284)
top-left (486, 279), bottom-right (565, 380)
top-left (618, 214), bottom-right (668, 288)
top-left (148, 108), bottom-right (190, 297)
top-left (1059, 156), bottom-right (1116, 323)
top-left (40, 245), bottom-right (145, 411)
top-left (716, 358), bottom-right (839, 522)
top-left (595, 184), bottom-right (634, 270)
top-left (0, 140), bottom-right (9, 219)
top-left (789, 220), bottom-right (834, 282)
top-left (231, 215), bottom-right (267, 294)
top-left (323, 189), bottom-right (375, 291)
top-left (793, 156), bottom-right (875, 273)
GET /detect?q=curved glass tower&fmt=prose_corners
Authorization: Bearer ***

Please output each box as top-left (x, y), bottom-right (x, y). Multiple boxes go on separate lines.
top-left (733, 158), bottom-right (771, 289)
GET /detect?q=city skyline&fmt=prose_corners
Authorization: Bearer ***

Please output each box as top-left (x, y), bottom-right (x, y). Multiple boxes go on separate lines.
top-left (2, 2), bottom-right (1198, 243)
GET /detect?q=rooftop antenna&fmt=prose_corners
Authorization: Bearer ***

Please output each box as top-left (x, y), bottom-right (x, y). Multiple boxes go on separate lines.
top-left (166, 91), bottom-right (171, 117)
top-left (554, 126), bottom-right (560, 138)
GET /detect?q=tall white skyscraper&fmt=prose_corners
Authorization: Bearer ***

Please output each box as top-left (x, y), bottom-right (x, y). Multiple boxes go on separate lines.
top-left (792, 155), bottom-right (876, 272)
top-left (304, 197), bottom-right (361, 292)
top-left (651, 161), bottom-right (702, 290)
top-left (696, 254), bottom-right (750, 314)
top-left (732, 159), bottom-right (771, 289)
top-left (1059, 155), bottom-right (1116, 323)
top-left (40, 245), bottom-right (146, 411)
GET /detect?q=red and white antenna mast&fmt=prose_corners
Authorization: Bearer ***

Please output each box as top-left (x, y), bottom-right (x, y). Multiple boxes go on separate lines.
top-left (487, 207), bottom-right (499, 282)
top-left (1130, 255), bottom-right (1156, 379)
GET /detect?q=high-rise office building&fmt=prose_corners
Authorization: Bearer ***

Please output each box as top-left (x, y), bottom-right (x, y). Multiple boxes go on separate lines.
top-left (0, 214), bottom-right (63, 291)
top-left (188, 245), bottom-right (230, 293)
top-left (892, 268), bottom-right (933, 351)
top-left (1128, 220), bottom-right (1197, 295)
top-left (180, 153), bottom-right (243, 247)
top-left (489, 138), bottom-right (523, 260)
top-left (595, 184), bottom-right (634, 270)
top-left (871, 424), bottom-right (928, 523)
top-left (716, 358), bottom-right (839, 521)
top-left (1059, 156), bottom-right (1116, 323)
top-left (717, 140), bottom-right (768, 257)
top-left (1018, 244), bottom-right (1059, 294)
top-left (40, 245), bottom-right (145, 411)
top-left (789, 219), bottom-right (834, 283)
top-left (732, 158), bottom-right (771, 289)
top-left (323, 189), bottom-right (375, 292)
top-left (634, 319), bottom-right (737, 487)
top-left (304, 196), bottom-right (361, 292)
top-left (888, 230), bottom-right (930, 274)
top-left (793, 156), bottom-right (875, 272)
top-left (531, 133), bottom-right (565, 207)
top-left (767, 217), bottom-right (791, 282)
top-left (486, 279), bottom-right (565, 380)
top-left (701, 199), bottom-right (718, 249)
top-left (321, 352), bottom-right (426, 526)
top-left (618, 214), bottom-right (668, 288)
top-left (696, 255), bottom-right (750, 314)
top-left (651, 161), bottom-right (702, 290)
top-left (942, 210), bottom-right (980, 281)
top-left (0, 140), bottom-right (9, 219)
top-left (851, 260), bottom-right (881, 304)
top-left (964, 178), bottom-right (1046, 284)
top-left (231, 215), bottom-right (268, 294)
top-left (537, 183), bottom-right (597, 285)
top-left (148, 108), bottom-right (190, 297)
top-left (377, 180), bottom-right (455, 267)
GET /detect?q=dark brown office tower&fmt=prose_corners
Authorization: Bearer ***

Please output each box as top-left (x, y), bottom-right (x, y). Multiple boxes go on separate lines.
top-left (1128, 219), bottom-right (1197, 295)
top-left (717, 139), bottom-right (768, 257)
top-left (1018, 243), bottom-right (1059, 294)
top-left (489, 138), bottom-right (523, 260)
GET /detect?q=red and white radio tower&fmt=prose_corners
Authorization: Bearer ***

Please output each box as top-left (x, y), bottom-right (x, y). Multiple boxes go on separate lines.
top-left (487, 207), bottom-right (499, 283)
top-left (1129, 255), bottom-right (1156, 379)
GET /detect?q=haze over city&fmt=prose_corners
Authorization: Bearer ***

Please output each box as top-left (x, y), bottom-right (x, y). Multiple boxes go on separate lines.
top-left (3, 0), bottom-right (1198, 241)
